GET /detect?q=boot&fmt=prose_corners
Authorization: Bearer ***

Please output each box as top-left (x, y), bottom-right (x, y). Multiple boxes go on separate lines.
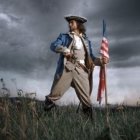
top-left (82, 106), bottom-right (94, 120)
top-left (44, 96), bottom-right (55, 111)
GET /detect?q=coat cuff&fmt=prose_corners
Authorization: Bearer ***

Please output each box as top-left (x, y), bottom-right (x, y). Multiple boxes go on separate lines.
top-left (55, 46), bottom-right (70, 53)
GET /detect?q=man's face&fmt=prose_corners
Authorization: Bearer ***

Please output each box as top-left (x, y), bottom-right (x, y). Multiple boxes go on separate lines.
top-left (68, 20), bottom-right (78, 32)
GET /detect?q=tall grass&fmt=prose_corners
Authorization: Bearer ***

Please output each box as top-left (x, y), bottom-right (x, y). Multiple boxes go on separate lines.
top-left (0, 78), bottom-right (140, 140)
top-left (0, 97), bottom-right (140, 140)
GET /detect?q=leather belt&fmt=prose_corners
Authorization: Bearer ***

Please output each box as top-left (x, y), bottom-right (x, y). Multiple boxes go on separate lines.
top-left (66, 57), bottom-right (89, 73)
top-left (77, 62), bottom-right (89, 73)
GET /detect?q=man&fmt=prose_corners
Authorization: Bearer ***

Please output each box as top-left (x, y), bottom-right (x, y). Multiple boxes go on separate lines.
top-left (44, 15), bottom-right (109, 118)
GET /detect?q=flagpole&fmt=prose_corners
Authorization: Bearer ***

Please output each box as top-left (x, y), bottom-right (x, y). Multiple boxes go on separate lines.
top-left (104, 64), bottom-right (109, 127)
top-left (103, 19), bottom-right (110, 127)
top-left (102, 19), bottom-right (108, 106)
top-left (104, 65), bottom-right (107, 106)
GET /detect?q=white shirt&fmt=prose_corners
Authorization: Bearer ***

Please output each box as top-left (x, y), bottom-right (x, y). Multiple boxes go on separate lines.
top-left (64, 32), bottom-right (83, 53)
top-left (72, 32), bottom-right (85, 65)
top-left (64, 32), bottom-right (85, 65)
top-left (72, 32), bottom-right (83, 50)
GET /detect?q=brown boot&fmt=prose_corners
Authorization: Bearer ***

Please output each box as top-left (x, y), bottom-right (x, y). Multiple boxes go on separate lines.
top-left (82, 106), bottom-right (94, 120)
top-left (44, 96), bottom-right (55, 111)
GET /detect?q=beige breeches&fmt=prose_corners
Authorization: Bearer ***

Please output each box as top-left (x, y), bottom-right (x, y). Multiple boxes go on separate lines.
top-left (48, 66), bottom-right (91, 107)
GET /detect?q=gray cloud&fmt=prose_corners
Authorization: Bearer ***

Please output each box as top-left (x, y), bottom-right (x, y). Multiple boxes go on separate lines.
top-left (0, 0), bottom-right (83, 79)
top-left (0, 0), bottom-right (140, 104)
top-left (0, 0), bottom-right (140, 76)
top-left (82, 0), bottom-right (140, 68)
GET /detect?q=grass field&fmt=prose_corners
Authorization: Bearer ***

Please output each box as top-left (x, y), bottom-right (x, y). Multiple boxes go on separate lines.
top-left (0, 97), bottom-right (140, 140)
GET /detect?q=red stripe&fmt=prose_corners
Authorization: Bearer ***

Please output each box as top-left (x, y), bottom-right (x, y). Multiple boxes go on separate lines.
top-left (102, 40), bottom-right (108, 48)
top-left (97, 67), bottom-right (106, 103)
top-left (101, 43), bottom-right (109, 52)
top-left (102, 37), bottom-right (109, 45)
top-left (100, 50), bottom-right (109, 58)
top-left (100, 49), bottom-right (109, 56)
top-left (100, 37), bottom-right (109, 58)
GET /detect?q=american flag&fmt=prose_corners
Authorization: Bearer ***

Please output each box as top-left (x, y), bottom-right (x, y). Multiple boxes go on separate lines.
top-left (100, 37), bottom-right (109, 59)
top-left (97, 20), bottom-right (109, 104)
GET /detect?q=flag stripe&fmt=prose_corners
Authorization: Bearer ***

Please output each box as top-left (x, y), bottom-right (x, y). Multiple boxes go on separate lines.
top-left (100, 50), bottom-right (109, 58)
top-left (101, 44), bottom-right (109, 52)
top-left (97, 67), bottom-right (106, 103)
top-left (102, 37), bottom-right (109, 45)
top-left (102, 41), bottom-right (109, 50)
top-left (100, 36), bottom-right (109, 58)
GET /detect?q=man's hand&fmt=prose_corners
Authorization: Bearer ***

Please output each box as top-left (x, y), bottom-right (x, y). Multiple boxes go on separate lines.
top-left (63, 52), bottom-right (71, 57)
top-left (63, 52), bottom-right (73, 59)
top-left (101, 57), bottom-right (109, 65)
top-left (63, 48), bottom-right (73, 58)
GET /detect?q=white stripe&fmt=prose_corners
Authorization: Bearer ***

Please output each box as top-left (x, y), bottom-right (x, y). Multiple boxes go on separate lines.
top-left (100, 50), bottom-right (109, 58)
top-left (103, 37), bottom-right (109, 44)
top-left (101, 43), bottom-right (109, 52)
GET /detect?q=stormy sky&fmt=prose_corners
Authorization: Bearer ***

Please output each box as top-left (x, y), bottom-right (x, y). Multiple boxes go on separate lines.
top-left (0, 0), bottom-right (140, 105)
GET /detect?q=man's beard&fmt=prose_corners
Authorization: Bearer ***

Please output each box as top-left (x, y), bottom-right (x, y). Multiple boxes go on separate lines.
top-left (69, 27), bottom-right (73, 32)
top-left (69, 27), bottom-right (77, 32)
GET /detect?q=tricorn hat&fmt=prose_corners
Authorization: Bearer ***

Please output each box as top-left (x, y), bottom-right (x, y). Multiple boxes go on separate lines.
top-left (64, 15), bottom-right (87, 23)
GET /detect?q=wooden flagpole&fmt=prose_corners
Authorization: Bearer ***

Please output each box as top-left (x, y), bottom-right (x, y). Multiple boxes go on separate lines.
top-left (102, 19), bottom-right (110, 127)
top-left (102, 20), bottom-right (108, 106)
top-left (104, 64), bottom-right (109, 126)
top-left (104, 65), bottom-right (108, 106)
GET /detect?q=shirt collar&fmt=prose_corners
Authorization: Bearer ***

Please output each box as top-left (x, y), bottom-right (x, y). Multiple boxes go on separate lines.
top-left (70, 31), bottom-right (83, 37)
top-left (67, 32), bottom-right (87, 39)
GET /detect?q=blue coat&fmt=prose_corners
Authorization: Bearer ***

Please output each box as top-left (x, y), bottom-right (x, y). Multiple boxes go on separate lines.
top-left (50, 33), bottom-right (97, 78)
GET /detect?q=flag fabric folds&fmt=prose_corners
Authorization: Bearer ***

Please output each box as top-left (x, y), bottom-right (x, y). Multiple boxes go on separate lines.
top-left (100, 37), bottom-right (109, 58)
top-left (97, 20), bottom-right (109, 104)
top-left (97, 66), bottom-right (106, 104)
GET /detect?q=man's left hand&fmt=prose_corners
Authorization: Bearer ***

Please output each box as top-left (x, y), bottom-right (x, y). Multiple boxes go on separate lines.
top-left (101, 57), bottom-right (109, 64)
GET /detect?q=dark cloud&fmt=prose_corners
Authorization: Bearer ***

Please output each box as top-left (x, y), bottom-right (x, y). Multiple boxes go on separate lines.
top-left (0, 0), bottom-right (140, 80)
top-left (84, 0), bottom-right (140, 68)
top-left (0, 0), bottom-right (80, 79)
top-left (0, 0), bottom-right (140, 104)
top-left (110, 39), bottom-right (140, 59)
